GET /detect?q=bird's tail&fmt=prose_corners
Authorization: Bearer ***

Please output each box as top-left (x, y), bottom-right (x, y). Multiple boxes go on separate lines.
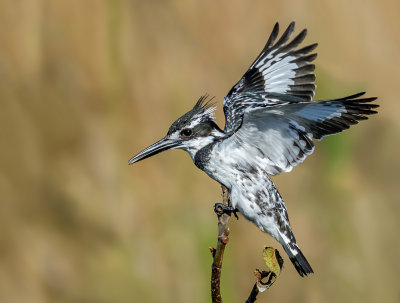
top-left (281, 241), bottom-right (313, 277)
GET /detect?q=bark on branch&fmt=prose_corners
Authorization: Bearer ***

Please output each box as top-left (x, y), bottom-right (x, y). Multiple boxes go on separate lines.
top-left (210, 185), bottom-right (230, 303)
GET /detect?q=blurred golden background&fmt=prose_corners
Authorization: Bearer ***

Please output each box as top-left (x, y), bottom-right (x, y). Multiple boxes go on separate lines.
top-left (0, 1), bottom-right (399, 302)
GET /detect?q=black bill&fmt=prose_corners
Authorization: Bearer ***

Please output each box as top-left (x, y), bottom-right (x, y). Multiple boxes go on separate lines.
top-left (128, 137), bottom-right (182, 164)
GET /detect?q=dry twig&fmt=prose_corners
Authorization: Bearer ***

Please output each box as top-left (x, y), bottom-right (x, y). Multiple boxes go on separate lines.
top-left (210, 185), bottom-right (231, 303)
top-left (245, 269), bottom-right (271, 303)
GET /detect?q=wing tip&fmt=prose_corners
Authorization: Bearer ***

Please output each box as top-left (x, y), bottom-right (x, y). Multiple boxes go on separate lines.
top-left (265, 22), bottom-right (280, 49)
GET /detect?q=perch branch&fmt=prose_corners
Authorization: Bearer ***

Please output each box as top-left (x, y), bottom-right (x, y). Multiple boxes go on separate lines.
top-left (210, 185), bottom-right (231, 303)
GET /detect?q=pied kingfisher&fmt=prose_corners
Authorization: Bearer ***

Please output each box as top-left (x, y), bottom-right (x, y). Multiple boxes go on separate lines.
top-left (129, 22), bottom-right (378, 277)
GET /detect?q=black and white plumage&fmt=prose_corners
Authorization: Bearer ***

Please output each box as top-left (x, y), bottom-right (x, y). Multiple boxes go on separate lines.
top-left (129, 22), bottom-right (378, 277)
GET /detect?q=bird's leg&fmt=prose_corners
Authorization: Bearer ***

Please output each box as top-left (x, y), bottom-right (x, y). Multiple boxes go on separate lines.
top-left (214, 203), bottom-right (240, 220)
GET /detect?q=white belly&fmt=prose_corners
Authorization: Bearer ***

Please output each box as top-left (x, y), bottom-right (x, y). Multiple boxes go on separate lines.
top-left (200, 143), bottom-right (284, 241)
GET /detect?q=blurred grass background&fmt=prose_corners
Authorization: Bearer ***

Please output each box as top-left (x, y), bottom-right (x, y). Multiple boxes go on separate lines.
top-left (0, 0), bottom-right (399, 302)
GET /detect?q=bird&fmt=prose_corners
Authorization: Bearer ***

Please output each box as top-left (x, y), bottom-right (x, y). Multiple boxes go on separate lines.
top-left (129, 22), bottom-right (378, 277)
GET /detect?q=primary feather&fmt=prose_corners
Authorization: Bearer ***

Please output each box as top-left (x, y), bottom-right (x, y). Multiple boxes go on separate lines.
top-left (223, 21), bottom-right (318, 134)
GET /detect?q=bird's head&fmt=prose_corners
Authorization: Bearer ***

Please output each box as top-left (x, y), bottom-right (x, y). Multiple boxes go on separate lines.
top-left (129, 95), bottom-right (224, 164)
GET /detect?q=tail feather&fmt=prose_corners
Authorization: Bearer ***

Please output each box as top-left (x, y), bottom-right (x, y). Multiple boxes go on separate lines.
top-left (282, 242), bottom-right (313, 277)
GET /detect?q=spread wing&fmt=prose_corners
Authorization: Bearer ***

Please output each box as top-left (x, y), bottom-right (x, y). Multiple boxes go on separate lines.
top-left (223, 22), bottom-right (318, 134)
top-left (223, 93), bottom-right (378, 175)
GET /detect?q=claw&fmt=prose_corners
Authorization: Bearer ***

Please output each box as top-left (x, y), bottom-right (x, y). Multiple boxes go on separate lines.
top-left (214, 203), bottom-right (239, 220)
top-left (213, 203), bottom-right (225, 216)
top-left (232, 209), bottom-right (239, 220)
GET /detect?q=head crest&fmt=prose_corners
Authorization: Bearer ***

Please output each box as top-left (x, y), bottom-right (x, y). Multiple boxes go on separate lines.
top-left (193, 94), bottom-right (216, 119)
top-left (168, 94), bottom-right (216, 135)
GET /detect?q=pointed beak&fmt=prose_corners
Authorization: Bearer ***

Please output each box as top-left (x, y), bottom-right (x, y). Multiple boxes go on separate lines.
top-left (128, 136), bottom-right (182, 165)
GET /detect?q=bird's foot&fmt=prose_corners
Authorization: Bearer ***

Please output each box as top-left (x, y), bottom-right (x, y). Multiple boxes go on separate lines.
top-left (214, 203), bottom-right (239, 220)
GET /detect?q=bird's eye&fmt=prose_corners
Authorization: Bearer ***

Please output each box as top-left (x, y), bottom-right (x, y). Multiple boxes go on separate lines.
top-left (181, 129), bottom-right (192, 137)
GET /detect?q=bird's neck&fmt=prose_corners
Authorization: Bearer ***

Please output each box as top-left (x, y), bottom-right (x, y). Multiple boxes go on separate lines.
top-left (185, 129), bottom-right (224, 160)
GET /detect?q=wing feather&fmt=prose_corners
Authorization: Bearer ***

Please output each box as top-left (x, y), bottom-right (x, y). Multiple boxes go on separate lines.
top-left (223, 94), bottom-right (378, 175)
top-left (223, 22), bottom-right (317, 133)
